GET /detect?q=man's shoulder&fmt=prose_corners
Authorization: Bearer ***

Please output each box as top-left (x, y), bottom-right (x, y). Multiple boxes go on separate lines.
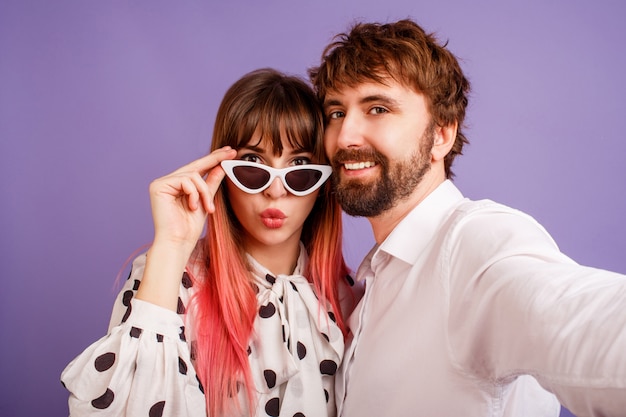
top-left (444, 197), bottom-right (555, 249)
top-left (452, 197), bottom-right (532, 222)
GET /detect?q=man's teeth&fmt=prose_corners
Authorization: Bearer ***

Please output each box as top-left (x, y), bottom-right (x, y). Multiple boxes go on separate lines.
top-left (344, 161), bottom-right (375, 170)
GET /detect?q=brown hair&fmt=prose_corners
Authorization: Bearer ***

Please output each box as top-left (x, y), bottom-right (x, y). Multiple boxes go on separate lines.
top-left (309, 19), bottom-right (471, 178)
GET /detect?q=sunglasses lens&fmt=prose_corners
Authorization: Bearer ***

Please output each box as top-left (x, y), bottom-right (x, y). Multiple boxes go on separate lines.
top-left (285, 169), bottom-right (323, 192)
top-left (232, 165), bottom-right (271, 190)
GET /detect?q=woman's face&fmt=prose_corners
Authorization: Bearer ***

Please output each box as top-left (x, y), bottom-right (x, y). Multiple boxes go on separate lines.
top-left (224, 133), bottom-right (322, 259)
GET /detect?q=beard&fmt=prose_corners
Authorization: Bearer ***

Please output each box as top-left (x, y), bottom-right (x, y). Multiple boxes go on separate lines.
top-left (331, 126), bottom-right (435, 217)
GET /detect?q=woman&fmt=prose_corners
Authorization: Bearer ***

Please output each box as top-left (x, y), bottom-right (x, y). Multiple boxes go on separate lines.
top-left (61, 68), bottom-right (360, 417)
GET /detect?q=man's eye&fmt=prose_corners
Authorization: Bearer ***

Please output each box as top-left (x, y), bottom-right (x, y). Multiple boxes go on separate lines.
top-left (328, 110), bottom-right (345, 119)
top-left (369, 106), bottom-right (388, 115)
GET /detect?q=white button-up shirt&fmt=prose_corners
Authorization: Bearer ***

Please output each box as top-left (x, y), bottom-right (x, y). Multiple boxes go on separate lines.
top-left (337, 180), bottom-right (626, 417)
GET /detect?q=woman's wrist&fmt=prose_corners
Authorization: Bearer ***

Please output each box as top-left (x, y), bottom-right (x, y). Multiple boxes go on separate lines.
top-left (135, 239), bottom-right (196, 311)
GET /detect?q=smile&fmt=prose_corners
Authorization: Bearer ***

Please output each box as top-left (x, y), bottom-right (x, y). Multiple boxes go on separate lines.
top-left (344, 161), bottom-right (376, 170)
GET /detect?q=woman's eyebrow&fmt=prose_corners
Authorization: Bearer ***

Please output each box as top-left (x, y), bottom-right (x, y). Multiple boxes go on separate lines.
top-left (240, 144), bottom-right (264, 152)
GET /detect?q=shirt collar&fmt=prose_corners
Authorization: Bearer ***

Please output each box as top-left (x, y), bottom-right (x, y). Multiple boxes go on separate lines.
top-left (375, 180), bottom-right (465, 266)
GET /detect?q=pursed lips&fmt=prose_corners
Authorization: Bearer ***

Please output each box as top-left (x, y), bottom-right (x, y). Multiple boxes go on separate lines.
top-left (261, 208), bottom-right (286, 229)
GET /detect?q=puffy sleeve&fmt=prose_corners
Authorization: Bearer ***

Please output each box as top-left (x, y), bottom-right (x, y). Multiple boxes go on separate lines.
top-left (60, 253), bottom-right (207, 417)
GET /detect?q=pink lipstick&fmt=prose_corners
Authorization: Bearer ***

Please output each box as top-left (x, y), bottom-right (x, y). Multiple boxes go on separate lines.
top-left (261, 208), bottom-right (286, 229)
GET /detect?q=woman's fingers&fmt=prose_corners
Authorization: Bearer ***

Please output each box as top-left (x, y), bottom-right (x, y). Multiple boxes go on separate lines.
top-left (178, 176), bottom-right (203, 211)
top-left (202, 165), bottom-right (228, 213)
top-left (152, 146), bottom-right (236, 215)
top-left (186, 172), bottom-right (218, 213)
top-left (172, 146), bottom-right (236, 177)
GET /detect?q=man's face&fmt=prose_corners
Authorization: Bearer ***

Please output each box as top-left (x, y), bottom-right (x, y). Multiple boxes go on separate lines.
top-left (322, 79), bottom-right (435, 217)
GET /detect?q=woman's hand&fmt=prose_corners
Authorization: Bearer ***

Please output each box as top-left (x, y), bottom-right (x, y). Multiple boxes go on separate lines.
top-left (137, 146), bottom-right (237, 311)
top-left (149, 146), bottom-right (237, 252)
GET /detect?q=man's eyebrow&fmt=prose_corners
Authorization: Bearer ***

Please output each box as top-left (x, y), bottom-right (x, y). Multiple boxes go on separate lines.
top-left (323, 98), bottom-right (342, 108)
top-left (323, 94), bottom-right (400, 108)
top-left (361, 94), bottom-right (400, 107)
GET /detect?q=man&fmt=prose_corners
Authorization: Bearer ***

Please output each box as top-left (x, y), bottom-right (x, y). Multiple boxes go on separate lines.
top-left (309, 19), bottom-right (626, 416)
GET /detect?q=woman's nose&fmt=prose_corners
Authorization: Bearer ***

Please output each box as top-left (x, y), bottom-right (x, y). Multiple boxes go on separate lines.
top-left (263, 177), bottom-right (288, 198)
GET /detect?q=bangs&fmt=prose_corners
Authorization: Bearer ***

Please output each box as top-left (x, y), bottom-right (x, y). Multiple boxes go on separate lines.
top-left (235, 88), bottom-right (322, 158)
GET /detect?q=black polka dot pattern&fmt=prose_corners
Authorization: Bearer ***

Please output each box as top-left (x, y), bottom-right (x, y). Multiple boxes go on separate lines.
top-left (196, 375), bottom-right (205, 394)
top-left (132, 279), bottom-right (141, 290)
top-left (130, 327), bottom-right (142, 338)
top-left (297, 342), bottom-right (307, 359)
top-left (179, 326), bottom-right (186, 342)
top-left (176, 297), bottom-right (185, 314)
top-left (259, 302), bottom-right (276, 318)
top-left (121, 304), bottom-right (132, 323)
top-left (91, 388), bottom-right (114, 409)
top-left (266, 274), bottom-right (276, 284)
top-left (149, 401), bottom-right (165, 417)
top-left (319, 360), bottom-right (338, 375)
top-left (122, 290), bottom-right (133, 306)
top-left (121, 290), bottom-right (134, 323)
top-left (265, 397), bottom-right (280, 416)
top-left (178, 357), bottom-right (187, 375)
top-left (264, 369), bottom-right (277, 389)
top-left (94, 352), bottom-right (115, 372)
top-left (156, 334), bottom-right (163, 343)
top-left (294, 413), bottom-right (306, 417)
top-left (181, 272), bottom-right (192, 288)
top-left (324, 389), bottom-right (329, 402)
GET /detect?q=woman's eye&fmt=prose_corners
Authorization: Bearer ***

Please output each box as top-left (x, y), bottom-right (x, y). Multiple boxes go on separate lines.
top-left (241, 154), bottom-right (262, 163)
top-left (292, 157), bottom-right (312, 166)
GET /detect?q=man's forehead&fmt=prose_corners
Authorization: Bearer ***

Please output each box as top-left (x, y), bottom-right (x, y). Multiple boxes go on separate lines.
top-left (324, 79), bottom-right (416, 104)
top-left (325, 80), bottom-right (387, 98)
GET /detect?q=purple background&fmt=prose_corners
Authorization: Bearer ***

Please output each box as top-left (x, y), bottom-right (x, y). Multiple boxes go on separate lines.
top-left (1, 1), bottom-right (624, 416)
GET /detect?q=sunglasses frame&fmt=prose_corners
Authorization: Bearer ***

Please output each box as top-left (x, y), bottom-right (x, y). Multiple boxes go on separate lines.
top-left (221, 160), bottom-right (332, 197)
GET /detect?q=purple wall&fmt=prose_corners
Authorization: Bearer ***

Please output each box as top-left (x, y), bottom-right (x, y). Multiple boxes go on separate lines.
top-left (1, 1), bottom-right (624, 416)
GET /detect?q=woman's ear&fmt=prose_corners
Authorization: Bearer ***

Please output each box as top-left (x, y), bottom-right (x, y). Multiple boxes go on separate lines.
top-left (431, 123), bottom-right (457, 162)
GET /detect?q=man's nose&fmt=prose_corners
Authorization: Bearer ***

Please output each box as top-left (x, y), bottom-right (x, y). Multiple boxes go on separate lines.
top-left (335, 112), bottom-right (364, 149)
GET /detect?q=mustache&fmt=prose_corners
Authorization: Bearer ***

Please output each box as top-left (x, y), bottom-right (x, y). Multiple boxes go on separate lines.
top-left (331, 148), bottom-right (387, 169)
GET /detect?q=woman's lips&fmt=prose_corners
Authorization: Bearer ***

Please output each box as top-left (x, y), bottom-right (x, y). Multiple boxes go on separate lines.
top-left (261, 208), bottom-right (286, 229)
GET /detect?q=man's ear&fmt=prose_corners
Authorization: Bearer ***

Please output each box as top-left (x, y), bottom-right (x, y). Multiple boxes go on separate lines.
top-left (431, 123), bottom-right (457, 162)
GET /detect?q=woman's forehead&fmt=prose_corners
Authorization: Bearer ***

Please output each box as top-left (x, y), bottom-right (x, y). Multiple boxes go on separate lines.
top-left (242, 125), bottom-right (310, 153)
